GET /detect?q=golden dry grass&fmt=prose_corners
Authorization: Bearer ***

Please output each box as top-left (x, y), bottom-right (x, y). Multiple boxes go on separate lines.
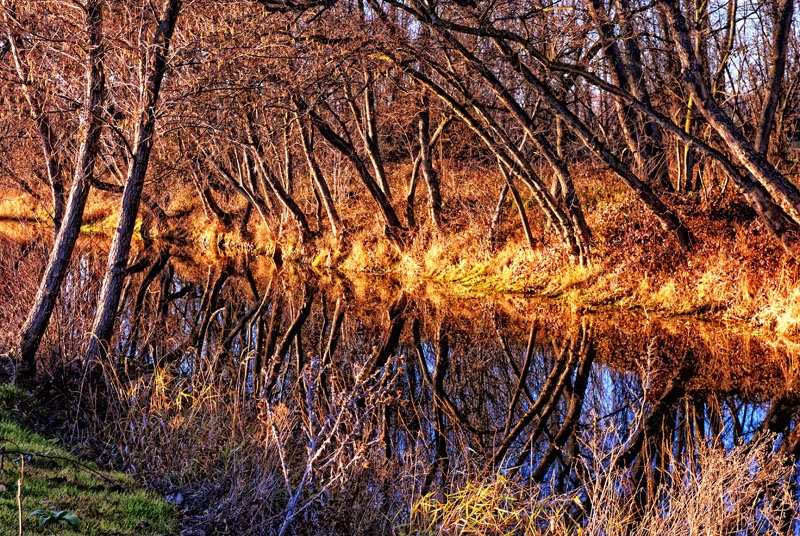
top-left (3, 161), bottom-right (800, 339)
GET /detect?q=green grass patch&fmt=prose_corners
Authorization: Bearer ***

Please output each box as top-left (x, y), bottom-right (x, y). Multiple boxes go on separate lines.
top-left (0, 385), bottom-right (178, 536)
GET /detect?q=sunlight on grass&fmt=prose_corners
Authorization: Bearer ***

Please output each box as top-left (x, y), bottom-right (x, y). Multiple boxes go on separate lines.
top-left (0, 385), bottom-right (177, 536)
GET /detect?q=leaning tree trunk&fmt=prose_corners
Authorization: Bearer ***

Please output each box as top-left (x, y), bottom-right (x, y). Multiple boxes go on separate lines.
top-left (306, 105), bottom-right (404, 234)
top-left (345, 72), bottom-right (393, 200)
top-left (659, 0), bottom-right (800, 228)
top-left (491, 37), bottom-right (693, 251)
top-left (85, 0), bottom-right (181, 369)
top-left (497, 162), bottom-right (536, 250)
top-left (297, 112), bottom-right (342, 238)
top-left (15, 0), bottom-right (105, 381)
top-left (244, 114), bottom-right (313, 243)
top-left (398, 61), bottom-right (582, 260)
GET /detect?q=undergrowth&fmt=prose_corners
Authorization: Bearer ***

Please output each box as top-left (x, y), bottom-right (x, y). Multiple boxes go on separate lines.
top-left (0, 384), bottom-right (177, 536)
top-left (405, 434), bottom-right (796, 535)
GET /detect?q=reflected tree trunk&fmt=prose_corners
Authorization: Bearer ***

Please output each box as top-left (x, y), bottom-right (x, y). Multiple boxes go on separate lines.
top-left (264, 283), bottom-right (316, 397)
top-left (531, 320), bottom-right (594, 482)
top-left (422, 322), bottom-right (450, 495)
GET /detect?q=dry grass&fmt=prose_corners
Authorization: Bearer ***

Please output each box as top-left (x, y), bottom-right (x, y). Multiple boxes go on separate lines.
top-left (3, 158), bottom-right (800, 340)
top-left (92, 335), bottom-right (408, 535)
top-left (407, 433), bottom-right (795, 536)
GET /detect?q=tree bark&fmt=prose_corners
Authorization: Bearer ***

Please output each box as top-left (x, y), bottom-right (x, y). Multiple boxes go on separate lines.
top-left (245, 117), bottom-right (313, 243)
top-left (307, 105), bottom-right (404, 233)
top-left (659, 0), bottom-right (800, 228)
top-left (297, 112), bottom-right (342, 238)
top-left (15, 0), bottom-right (105, 380)
top-left (754, 0), bottom-right (793, 155)
top-left (85, 0), bottom-right (181, 368)
top-left (418, 104), bottom-right (443, 229)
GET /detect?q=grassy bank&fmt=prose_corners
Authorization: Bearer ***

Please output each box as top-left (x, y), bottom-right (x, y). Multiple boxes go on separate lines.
top-left (2, 166), bottom-right (799, 340)
top-left (327, 178), bottom-right (800, 340)
top-left (0, 385), bottom-right (177, 536)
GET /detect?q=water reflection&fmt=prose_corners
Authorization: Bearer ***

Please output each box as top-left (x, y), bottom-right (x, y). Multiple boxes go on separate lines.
top-left (58, 247), bottom-right (800, 532)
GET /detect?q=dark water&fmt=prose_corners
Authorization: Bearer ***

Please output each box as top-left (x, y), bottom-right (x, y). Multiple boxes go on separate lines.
top-left (35, 245), bottom-right (800, 533)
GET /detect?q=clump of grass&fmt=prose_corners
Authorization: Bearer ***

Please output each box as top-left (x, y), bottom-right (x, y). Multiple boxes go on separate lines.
top-left (0, 385), bottom-right (177, 536)
top-left (408, 474), bottom-right (550, 535)
top-left (406, 433), bottom-right (795, 536)
top-left (754, 286), bottom-right (800, 336)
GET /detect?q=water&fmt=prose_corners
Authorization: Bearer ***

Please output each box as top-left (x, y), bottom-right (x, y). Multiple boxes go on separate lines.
top-left (30, 245), bottom-right (800, 532)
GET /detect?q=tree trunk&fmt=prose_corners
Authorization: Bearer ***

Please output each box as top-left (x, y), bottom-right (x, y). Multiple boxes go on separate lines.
top-left (15, 0), bottom-right (105, 380)
top-left (364, 74), bottom-right (392, 199)
top-left (407, 114), bottom-right (452, 229)
top-left (492, 38), bottom-right (693, 252)
top-left (297, 112), bottom-right (342, 238)
top-left (754, 0), bottom-right (793, 156)
top-left (588, 0), bottom-right (672, 191)
top-left (432, 28), bottom-right (591, 261)
top-left (498, 162), bottom-right (535, 250)
top-left (617, 0), bottom-right (673, 191)
top-left (659, 0), bottom-right (800, 228)
top-left (307, 105), bottom-right (404, 233)
top-left (418, 104), bottom-right (443, 229)
top-left (246, 131), bottom-right (312, 243)
top-left (3, 22), bottom-right (66, 232)
top-left (85, 0), bottom-right (181, 368)
top-left (489, 183), bottom-right (509, 248)
top-left (400, 64), bottom-right (581, 259)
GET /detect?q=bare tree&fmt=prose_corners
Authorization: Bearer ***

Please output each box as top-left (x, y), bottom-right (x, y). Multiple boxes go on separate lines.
top-left (14, 0), bottom-right (105, 380)
top-left (86, 0), bottom-right (182, 368)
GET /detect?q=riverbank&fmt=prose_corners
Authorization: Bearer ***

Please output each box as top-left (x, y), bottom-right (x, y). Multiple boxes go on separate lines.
top-left (326, 196), bottom-right (799, 341)
top-left (1, 226), bottom-right (799, 534)
top-left (2, 168), bottom-right (798, 343)
top-left (0, 385), bottom-right (178, 535)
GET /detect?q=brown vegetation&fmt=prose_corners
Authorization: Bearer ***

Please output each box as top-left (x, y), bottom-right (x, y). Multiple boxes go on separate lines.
top-left (3, 0), bottom-right (800, 533)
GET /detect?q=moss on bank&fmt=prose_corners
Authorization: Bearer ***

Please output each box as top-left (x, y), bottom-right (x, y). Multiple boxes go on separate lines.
top-left (0, 385), bottom-right (178, 536)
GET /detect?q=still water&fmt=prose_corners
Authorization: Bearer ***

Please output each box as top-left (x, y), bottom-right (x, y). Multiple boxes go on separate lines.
top-left (40, 245), bottom-right (800, 533)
